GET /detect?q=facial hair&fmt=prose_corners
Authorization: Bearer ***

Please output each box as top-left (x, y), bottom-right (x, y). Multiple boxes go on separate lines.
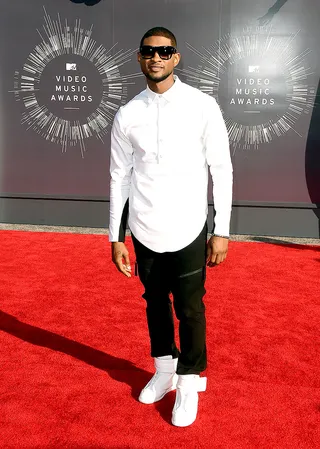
top-left (144, 69), bottom-right (173, 83)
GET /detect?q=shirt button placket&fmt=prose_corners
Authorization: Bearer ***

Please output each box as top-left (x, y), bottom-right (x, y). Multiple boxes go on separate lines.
top-left (157, 97), bottom-right (162, 162)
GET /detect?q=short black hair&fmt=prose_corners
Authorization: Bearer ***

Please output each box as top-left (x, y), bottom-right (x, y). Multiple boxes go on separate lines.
top-left (140, 27), bottom-right (177, 49)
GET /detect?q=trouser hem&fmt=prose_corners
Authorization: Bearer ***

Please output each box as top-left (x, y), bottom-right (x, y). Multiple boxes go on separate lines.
top-left (176, 364), bottom-right (207, 375)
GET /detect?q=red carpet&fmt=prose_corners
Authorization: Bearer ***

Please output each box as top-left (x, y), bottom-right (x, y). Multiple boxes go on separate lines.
top-left (0, 230), bottom-right (319, 448)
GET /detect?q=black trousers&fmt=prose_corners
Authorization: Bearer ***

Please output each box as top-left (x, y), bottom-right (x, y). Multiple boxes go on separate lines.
top-left (132, 223), bottom-right (207, 375)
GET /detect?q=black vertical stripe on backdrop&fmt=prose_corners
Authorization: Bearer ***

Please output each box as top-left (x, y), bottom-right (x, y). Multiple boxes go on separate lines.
top-left (305, 78), bottom-right (320, 236)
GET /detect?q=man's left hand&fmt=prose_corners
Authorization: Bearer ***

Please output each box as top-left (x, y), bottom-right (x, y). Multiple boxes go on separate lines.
top-left (206, 236), bottom-right (229, 267)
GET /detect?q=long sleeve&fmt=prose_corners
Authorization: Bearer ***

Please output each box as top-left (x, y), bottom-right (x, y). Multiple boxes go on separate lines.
top-left (204, 97), bottom-right (233, 236)
top-left (109, 108), bottom-right (133, 242)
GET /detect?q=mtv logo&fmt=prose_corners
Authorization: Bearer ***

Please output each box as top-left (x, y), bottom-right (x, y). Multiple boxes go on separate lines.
top-left (249, 65), bottom-right (260, 73)
top-left (66, 63), bottom-right (77, 71)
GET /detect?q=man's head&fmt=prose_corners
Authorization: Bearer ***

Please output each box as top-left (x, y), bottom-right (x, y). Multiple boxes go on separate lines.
top-left (138, 27), bottom-right (180, 84)
top-left (139, 27), bottom-right (177, 49)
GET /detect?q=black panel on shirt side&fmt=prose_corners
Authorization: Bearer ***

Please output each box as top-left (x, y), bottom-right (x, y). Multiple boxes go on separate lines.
top-left (118, 199), bottom-right (129, 242)
top-left (211, 206), bottom-right (216, 234)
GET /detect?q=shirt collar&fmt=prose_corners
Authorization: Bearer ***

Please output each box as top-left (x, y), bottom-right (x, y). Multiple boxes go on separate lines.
top-left (145, 75), bottom-right (181, 105)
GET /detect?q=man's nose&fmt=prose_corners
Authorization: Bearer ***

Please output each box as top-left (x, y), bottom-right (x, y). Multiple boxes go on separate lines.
top-left (151, 51), bottom-right (161, 61)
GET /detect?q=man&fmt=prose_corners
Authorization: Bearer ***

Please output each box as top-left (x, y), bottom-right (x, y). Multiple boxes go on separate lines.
top-left (109, 27), bottom-right (233, 427)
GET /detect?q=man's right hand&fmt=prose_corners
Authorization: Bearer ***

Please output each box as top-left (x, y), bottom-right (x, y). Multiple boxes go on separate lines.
top-left (111, 242), bottom-right (132, 278)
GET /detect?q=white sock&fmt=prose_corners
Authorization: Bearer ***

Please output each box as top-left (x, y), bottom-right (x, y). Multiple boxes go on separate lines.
top-left (156, 355), bottom-right (172, 360)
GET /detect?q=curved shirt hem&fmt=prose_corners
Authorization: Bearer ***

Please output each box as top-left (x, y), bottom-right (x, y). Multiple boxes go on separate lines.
top-left (129, 216), bottom-right (208, 253)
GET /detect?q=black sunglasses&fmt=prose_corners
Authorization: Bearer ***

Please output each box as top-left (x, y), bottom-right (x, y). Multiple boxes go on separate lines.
top-left (139, 45), bottom-right (177, 60)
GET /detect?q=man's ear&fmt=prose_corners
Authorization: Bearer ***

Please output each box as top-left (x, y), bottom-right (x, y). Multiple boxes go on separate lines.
top-left (137, 52), bottom-right (141, 63)
top-left (173, 53), bottom-right (181, 68)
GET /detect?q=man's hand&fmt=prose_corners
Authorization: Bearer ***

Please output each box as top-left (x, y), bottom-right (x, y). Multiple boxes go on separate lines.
top-left (206, 236), bottom-right (229, 267)
top-left (111, 242), bottom-right (132, 278)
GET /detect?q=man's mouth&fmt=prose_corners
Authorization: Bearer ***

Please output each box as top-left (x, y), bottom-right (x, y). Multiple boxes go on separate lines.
top-left (149, 65), bottom-right (163, 71)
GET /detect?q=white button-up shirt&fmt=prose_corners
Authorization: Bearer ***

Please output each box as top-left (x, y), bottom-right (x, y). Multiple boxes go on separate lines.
top-left (109, 76), bottom-right (233, 253)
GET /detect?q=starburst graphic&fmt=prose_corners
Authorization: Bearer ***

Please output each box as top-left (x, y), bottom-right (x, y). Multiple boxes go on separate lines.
top-left (10, 8), bottom-right (141, 157)
top-left (182, 28), bottom-right (316, 151)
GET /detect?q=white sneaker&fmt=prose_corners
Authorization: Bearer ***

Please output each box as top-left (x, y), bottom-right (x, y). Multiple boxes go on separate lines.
top-left (171, 374), bottom-right (207, 427)
top-left (138, 356), bottom-right (178, 404)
